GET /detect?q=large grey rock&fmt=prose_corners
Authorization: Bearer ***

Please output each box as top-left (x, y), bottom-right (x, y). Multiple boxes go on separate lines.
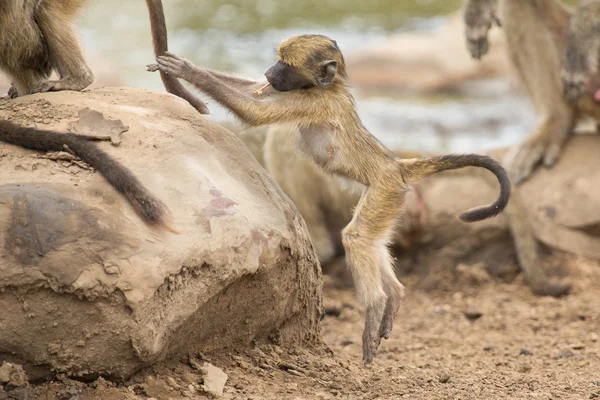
top-left (0, 88), bottom-right (322, 380)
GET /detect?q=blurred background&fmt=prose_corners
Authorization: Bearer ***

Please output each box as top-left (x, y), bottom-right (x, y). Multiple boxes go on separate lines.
top-left (29, 1), bottom-right (576, 152)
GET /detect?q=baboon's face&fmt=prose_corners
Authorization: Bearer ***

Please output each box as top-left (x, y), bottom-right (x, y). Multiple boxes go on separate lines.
top-left (265, 34), bottom-right (345, 92)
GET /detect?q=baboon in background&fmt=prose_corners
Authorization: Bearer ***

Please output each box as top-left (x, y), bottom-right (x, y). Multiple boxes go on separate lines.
top-left (0, 0), bottom-right (208, 114)
top-left (147, 35), bottom-right (510, 364)
top-left (464, 0), bottom-right (600, 182)
top-left (463, 0), bottom-right (600, 297)
top-left (562, 1), bottom-right (600, 103)
top-left (0, 0), bottom-right (203, 231)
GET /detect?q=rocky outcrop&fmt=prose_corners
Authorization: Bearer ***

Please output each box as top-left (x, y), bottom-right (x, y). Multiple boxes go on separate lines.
top-left (0, 88), bottom-right (322, 380)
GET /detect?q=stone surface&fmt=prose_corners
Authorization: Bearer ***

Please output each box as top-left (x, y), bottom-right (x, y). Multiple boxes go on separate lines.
top-left (0, 88), bottom-right (322, 380)
top-left (200, 362), bottom-right (228, 398)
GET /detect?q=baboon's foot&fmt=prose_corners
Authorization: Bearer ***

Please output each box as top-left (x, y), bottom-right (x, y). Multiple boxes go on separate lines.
top-left (2, 86), bottom-right (18, 99)
top-left (505, 136), bottom-right (565, 184)
top-left (362, 300), bottom-right (386, 365)
top-left (30, 74), bottom-right (93, 95)
top-left (378, 281), bottom-right (405, 340)
top-left (529, 277), bottom-right (571, 297)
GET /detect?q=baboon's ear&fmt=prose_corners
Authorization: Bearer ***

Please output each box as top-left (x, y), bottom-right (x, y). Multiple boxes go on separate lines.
top-left (318, 60), bottom-right (337, 87)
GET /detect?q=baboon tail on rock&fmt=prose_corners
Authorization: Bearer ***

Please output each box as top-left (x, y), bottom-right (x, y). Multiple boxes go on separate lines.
top-left (0, 120), bottom-right (174, 230)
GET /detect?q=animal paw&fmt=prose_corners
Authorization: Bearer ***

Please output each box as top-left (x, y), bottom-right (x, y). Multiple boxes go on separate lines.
top-left (504, 135), bottom-right (566, 185)
top-left (362, 301), bottom-right (386, 365)
top-left (30, 75), bottom-right (93, 95)
top-left (530, 277), bottom-right (571, 298)
top-left (30, 80), bottom-right (61, 94)
top-left (2, 86), bottom-right (18, 99)
top-left (378, 283), bottom-right (404, 340)
top-left (154, 52), bottom-right (195, 81)
top-left (464, 2), bottom-right (501, 60)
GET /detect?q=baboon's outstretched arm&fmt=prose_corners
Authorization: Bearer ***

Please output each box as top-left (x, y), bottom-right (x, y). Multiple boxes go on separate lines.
top-left (148, 53), bottom-right (326, 126)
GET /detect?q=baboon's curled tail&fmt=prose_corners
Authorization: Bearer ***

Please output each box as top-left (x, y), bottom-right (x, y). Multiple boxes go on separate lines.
top-left (0, 120), bottom-right (172, 230)
top-left (400, 154), bottom-right (511, 222)
top-left (145, 0), bottom-right (210, 114)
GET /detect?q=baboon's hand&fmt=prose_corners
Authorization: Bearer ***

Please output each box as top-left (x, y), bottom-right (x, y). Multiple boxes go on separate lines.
top-left (152, 52), bottom-right (197, 82)
top-left (504, 133), bottom-right (567, 185)
top-left (463, 0), bottom-right (500, 59)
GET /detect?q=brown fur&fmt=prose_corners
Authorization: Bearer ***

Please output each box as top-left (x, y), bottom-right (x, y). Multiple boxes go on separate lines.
top-left (0, 0), bottom-right (195, 231)
top-left (0, 0), bottom-right (208, 113)
top-left (464, 0), bottom-right (600, 182)
top-left (148, 35), bottom-right (510, 365)
top-left (462, 0), bottom-right (600, 297)
top-left (562, 1), bottom-right (600, 104)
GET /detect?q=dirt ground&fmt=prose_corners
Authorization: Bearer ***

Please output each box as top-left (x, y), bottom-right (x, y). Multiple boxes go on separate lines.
top-left (7, 250), bottom-right (597, 400)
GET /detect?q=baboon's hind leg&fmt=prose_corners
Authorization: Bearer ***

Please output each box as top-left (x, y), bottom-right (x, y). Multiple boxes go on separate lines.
top-left (30, 2), bottom-right (94, 94)
top-left (342, 186), bottom-right (406, 365)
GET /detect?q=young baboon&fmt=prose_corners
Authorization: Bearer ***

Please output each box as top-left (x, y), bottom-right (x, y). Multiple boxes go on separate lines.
top-left (147, 35), bottom-right (510, 364)
top-left (0, 0), bottom-right (208, 114)
top-left (0, 120), bottom-right (173, 231)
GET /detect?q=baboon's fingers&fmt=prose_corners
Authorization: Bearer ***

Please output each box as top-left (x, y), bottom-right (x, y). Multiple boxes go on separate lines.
top-left (378, 295), bottom-right (400, 340)
top-left (542, 143), bottom-right (563, 167)
top-left (146, 64), bottom-right (160, 72)
top-left (530, 279), bottom-right (571, 297)
top-left (3, 86), bottom-right (18, 99)
top-left (362, 300), bottom-right (386, 365)
top-left (468, 38), bottom-right (489, 59)
top-left (505, 142), bottom-right (545, 184)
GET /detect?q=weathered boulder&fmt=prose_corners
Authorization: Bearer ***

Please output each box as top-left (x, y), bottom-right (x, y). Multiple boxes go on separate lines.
top-left (346, 11), bottom-right (509, 93)
top-left (0, 88), bottom-right (322, 380)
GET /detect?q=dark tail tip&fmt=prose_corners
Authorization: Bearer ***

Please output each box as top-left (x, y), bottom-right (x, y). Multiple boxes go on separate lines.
top-left (457, 156), bottom-right (511, 223)
top-left (127, 191), bottom-right (176, 232)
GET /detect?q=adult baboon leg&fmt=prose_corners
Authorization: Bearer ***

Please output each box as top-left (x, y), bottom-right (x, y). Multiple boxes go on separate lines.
top-left (30, 1), bottom-right (93, 94)
top-left (477, 170), bottom-right (571, 297)
top-left (506, 190), bottom-right (571, 296)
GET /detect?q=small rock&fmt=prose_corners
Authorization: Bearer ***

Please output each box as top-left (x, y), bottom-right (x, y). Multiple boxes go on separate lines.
top-left (200, 362), bottom-right (228, 398)
top-left (431, 304), bottom-right (451, 315)
top-left (518, 364), bottom-right (532, 373)
top-left (553, 349), bottom-right (581, 360)
top-left (0, 362), bottom-right (28, 388)
top-left (571, 343), bottom-right (585, 350)
top-left (483, 343), bottom-right (496, 351)
top-left (439, 374), bottom-right (451, 383)
top-left (166, 377), bottom-right (180, 389)
top-left (590, 333), bottom-right (599, 343)
top-left (463, 306), bottom-right (483, 321)
top-left (58, 386), bottom-right (80, 400)
top-left (520, 348), bottom-right (532, 356)
top-left (324, 307), bottom-right (341, 317)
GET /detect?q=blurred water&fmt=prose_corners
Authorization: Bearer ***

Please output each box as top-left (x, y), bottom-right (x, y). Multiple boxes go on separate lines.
top-left (79, 0), bottom-right (538, 153)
